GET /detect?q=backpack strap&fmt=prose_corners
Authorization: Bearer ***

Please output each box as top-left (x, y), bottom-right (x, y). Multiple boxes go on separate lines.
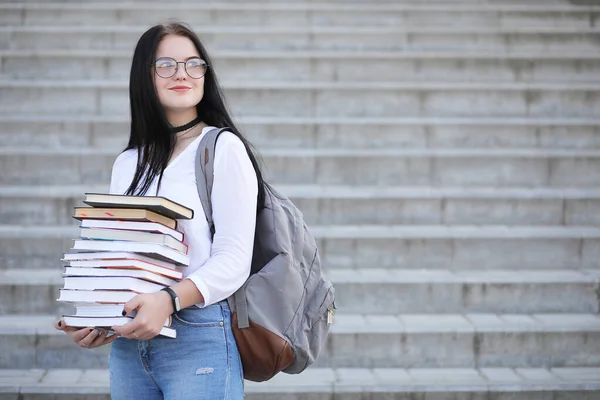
top-left (195, 127), bottom-right (229, 239)
top-left (233, 288), bottom-right (249, 328)
top-left (195, 126), bottom-right (250, 329)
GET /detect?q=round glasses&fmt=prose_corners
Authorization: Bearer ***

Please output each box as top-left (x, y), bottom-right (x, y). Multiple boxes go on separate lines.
top-left (153, 57), bottom-right (208, 79)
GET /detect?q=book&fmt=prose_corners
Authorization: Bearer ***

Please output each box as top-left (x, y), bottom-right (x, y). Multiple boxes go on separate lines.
top-left (58, 289), bottom-right (138, 303)
top-left (62, 316), bottom-right (176, 338)
top-left (83, 193), bottom-right (193, 220)
top-left (79, 219), bottom-right (184, 242)
top-left (62, 276), bottom-right (166, 293)
top-left (74, 207), bottom-right (177, 230)
top-left (63, 267), bottom-right (179, 287)
top-left (69, 304), bottom-right (172, 326)
top-left (79, 227), bottom-right (188, 255)
top-left (71, 240), bottom-right (190, 266)
top-left (72, 303), bottom-right (130, 317)
top-left (62, 251), bottom-right (180, 272)
top-left (63, 253), bottom-right (183, 281)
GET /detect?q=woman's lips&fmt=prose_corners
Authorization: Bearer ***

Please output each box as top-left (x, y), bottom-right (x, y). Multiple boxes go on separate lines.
top-left (169, 86), bottom-right (191, 93)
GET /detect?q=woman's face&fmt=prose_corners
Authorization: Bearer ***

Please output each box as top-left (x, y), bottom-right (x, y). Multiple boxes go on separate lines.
top-left (153, 34), bottom-right (206, 116)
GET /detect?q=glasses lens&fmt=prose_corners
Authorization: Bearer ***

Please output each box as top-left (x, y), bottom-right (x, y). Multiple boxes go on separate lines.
top-left (155, 58), bottom-right (177, 78)
top-left (186, 58), bottom-right (208, 79)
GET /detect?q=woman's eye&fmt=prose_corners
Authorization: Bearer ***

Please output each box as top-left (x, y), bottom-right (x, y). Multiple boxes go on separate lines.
top-left (187, 59), bottom-right (206, 68)
top-left (156, 59), bottom-right (176, 68)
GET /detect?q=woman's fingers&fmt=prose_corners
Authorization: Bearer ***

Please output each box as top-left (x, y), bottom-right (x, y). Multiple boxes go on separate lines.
top-left (90, 329), bottom-right (111, 347)
top-left (55, 320), bottom-right (89, 336)
top-left (54, 320), bottom-right (79, 333)
top-left (87, 329), bottom-right (120, 348)
top-left (75, 328), bottom-right (99, 347)
top-left (94, 330), bottom-right (120, 348)
top-left (87, 329), bottom-right (106, 347)
top-left (54, 320), bottom-right (121, 348)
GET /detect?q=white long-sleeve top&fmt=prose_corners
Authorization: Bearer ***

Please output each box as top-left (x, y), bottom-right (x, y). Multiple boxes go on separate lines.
top-left (109, 126), bottom-right (258, 307)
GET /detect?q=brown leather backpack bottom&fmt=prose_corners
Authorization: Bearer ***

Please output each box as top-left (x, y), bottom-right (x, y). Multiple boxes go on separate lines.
top-left (231, 312), bottom-right (295, 382)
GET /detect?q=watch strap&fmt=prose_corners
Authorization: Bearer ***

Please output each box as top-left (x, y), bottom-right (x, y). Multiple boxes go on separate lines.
top-left (161, 287), bottom-right (180, 313)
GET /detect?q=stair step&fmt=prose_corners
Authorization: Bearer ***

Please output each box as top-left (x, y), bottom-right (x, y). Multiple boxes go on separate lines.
top-left (0, 225), bottom-right (597, 270)
top-left (313, 225), bottom-right (600, 238)
top-left (2, 117), bottom-right (600, 150)
top-left (4, 48), bottom-right (600, 59)
top-left (1, 147), bottom-right (600, 186)
top-left (0, 367), bottom-right (598, 400)
top-left (3, 115), bottom-right (599, 123)
top-left (4, 49), bottom-right (600, 82)
top-left (329, 269), bottom-right (600, 314)
top-left (3, 49), bottom-right (600, 82)
top-left (3, 185), bottom-right (600, 226)
top-left (0, 81), bottom-right (597, 118)
top-left (2, 314), bottom-right (599, 369)
top-left (1, 268), bottom-right (598, 314)
top-left (7, 146), bottom-right (600, 156)
top-left (3, 2), bottom-right (599, 11)
top-left (4, 184), bottom-right (600, 198)
top-left (3, 80), bottom-right (599, 89)
top-left (4, 25), bottom-right (599, 33)
top-left (1, 116), bottom-right (599, 150)
top-left (1, 3), bottom-right (598, 33)
top-left (3, 27), bottom-right (598, 52)
top-left (2, 225), bottom-right (599, 239)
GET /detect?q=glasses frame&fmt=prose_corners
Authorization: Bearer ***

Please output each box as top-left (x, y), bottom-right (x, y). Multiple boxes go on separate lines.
top-left (152, 57), bottom-right (209, 79)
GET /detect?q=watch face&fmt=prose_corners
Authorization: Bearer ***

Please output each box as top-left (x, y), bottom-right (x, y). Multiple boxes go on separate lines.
top-left (175, 297), bottom-right (181, 311)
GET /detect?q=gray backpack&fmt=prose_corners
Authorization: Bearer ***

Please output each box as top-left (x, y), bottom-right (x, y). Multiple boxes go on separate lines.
top-left (195, 127), bottom-right (336, 382)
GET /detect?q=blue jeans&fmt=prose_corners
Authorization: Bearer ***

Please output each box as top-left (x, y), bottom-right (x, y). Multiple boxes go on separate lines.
top-left (109, 301), bottom-right (244, 399)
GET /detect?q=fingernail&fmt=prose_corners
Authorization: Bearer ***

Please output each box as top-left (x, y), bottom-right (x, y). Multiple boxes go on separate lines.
top-left (58, 321), bottom-right (62, 327)
top-left (96, 329), bottom-right (103, 336)
top-left (122, 310), bottom-right (127, 316)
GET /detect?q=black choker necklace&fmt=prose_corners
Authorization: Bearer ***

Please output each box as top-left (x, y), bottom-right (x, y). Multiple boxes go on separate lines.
top-left (170, 116), bottom-right (202, 134)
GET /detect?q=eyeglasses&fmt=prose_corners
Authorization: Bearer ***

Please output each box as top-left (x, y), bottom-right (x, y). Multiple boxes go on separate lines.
top-left (153, 57), bottom-right (208, 79)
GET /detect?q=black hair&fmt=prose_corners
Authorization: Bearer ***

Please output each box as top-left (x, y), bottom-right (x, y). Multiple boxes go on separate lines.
top-left (124, 22), bottom-right (267, 209)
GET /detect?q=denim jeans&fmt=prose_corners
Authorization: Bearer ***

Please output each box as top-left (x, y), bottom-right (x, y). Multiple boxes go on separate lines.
top-left (109, 300), bottom-right (244, 399)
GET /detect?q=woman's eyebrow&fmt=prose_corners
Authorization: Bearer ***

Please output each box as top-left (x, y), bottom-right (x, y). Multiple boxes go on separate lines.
top-left (156, 56), bottom-right (201, 61)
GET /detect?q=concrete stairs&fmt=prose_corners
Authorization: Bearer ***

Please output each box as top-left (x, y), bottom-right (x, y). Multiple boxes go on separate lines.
top-left (1, 0), bottom-right (600, 398)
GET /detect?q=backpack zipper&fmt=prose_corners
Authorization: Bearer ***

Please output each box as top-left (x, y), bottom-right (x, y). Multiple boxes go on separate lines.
top-left (327, 300), bottom-right (337, 326)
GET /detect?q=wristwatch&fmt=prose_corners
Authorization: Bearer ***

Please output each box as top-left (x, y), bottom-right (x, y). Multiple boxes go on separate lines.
top-left (161, 287), bottom-right (181, 314)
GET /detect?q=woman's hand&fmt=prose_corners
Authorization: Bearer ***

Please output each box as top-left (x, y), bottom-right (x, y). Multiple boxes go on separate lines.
top-left (54, 320), bottom-right (120, 348)
top-left (111, 291), bottom-right (174, 341)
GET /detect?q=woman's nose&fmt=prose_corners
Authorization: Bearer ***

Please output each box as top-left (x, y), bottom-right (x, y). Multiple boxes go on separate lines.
top-left (173, 65), bottom-right (187, 80)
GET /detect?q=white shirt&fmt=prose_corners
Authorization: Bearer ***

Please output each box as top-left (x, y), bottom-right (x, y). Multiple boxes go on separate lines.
top-left (109, 126), bottom-right (258, 307)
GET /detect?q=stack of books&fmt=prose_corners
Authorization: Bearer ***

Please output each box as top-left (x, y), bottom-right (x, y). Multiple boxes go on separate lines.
top-left (58, 193), bottom-right (194, 338)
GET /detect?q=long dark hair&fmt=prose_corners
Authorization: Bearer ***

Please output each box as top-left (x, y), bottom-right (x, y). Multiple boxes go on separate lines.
top-left (124, 22), bottom-right (267, 209)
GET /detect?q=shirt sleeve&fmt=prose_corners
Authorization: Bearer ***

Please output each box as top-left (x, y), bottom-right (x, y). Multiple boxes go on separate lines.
top-left (186, 132), bottom-right (258, 307)
top-left (109, 159), bottom-right (122, 195)
top-left (109, 150), bottom-right (136, 195)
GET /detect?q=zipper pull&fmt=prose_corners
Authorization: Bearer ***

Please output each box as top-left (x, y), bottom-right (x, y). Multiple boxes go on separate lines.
top-left (327, 307), bottom-right (334, 325)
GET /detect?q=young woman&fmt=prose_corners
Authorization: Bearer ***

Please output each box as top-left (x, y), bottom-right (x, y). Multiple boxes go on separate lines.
top-left (55, 22), bottom-right (268, 399)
